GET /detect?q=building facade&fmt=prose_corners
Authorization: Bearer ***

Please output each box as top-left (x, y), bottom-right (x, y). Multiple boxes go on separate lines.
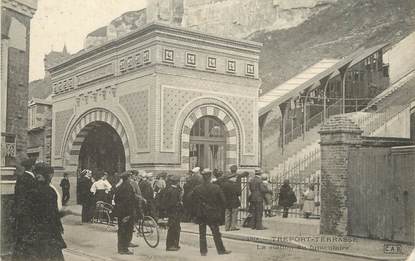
top-left (50, 23), bottom-right (262, 176)
top-left (27, 97), bottom-right (52, 163)
top-left (0, 0), bottom-right (38, 255)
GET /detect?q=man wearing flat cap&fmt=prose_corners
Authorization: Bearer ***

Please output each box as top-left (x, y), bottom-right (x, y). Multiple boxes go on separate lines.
top-left (193, 169), bottom-right (231, 256)
top-left (161, 175), bottom-right (183, 251)
top-left (114, 171), bottom-right (136, 255)
top-left (220, 165), bottom-right (242, 231)
top-left (248, 168), bottom-right (269, 230)
top-left (183, 167), bottom-right (203, 222)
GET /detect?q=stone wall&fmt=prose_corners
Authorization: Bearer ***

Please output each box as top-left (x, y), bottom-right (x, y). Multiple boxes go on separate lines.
top-left (3, 8), bottom-right (31, 163)
top-left (319, 114), bottom-right (414, 243)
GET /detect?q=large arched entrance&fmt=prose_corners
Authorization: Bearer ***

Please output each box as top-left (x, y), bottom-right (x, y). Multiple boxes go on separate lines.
top-left (78, 122), bottom-right (126, 175)
top-left (189, 116), bottom-right (226, 171)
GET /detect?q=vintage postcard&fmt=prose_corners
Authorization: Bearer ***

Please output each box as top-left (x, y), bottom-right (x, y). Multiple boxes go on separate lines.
top-left (1, 0), bottom-right (414, 260)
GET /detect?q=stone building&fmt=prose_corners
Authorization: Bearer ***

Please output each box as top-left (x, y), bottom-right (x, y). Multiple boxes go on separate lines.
top-left (27, 96), bottom-right (52, 163)
top-left (0, 0), bottom-right (38, 255)
top-left (50, 22), bottom-right (262, 176)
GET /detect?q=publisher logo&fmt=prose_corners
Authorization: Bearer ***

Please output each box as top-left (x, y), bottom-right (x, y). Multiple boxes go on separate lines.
top-left (384, 244), bottom-right (402, 254)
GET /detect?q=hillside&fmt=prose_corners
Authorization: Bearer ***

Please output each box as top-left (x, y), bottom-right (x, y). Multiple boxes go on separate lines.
top-left (250, 0), bottom-right (415, 94)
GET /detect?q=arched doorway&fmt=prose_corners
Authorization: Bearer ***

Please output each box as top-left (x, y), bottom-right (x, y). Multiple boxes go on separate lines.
top-left (189, 116), bottom-right (226, 171)
top-left (78, 122), bottom-right (126, 175)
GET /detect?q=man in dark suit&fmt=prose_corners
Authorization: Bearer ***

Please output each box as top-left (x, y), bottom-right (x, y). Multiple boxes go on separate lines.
top-left (78, 169), bottom-right (93, 223)
top-left (248, 168), bottom-right (269, 230)
top-left (12, 158), bottom-right (37, 261)
top-left (162, 175), bottom-right (183, 251)
top-left (114, 172), bottom-right (136, 255)
top-left (60, 173), bottom-right (70, 206)
top-left (138, 172), bottom-right (155, 218)
top-left (193, 168), bottom-right (231, 256)
top-left (220, 165), bottom-right (244, 231)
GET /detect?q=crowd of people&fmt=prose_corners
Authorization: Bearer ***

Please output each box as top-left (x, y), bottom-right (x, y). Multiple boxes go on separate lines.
top-left (12, 158), bottom-right (73, 261)
top-left (11, 158), bottom-right (314, 259)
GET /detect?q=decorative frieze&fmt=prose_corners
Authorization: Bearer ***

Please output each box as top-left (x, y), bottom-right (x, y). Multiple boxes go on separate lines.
top-left (77, 63), bottom-right (114, 86)
top-left (226, 59), bottom-right (236, 73)
top-left (206, 56), bottom-right (217, 70)
top-left (119, 49), bottom-right (150, 74)
top-left (53, 77), bottom-right (75, 94)
top-left (76, 86), bottom-right (117, 107)
top-left (163, 49), bottom-right (174, 63)
top-left (185, 52), bottom-right (196, 67)
top-left (246, 63), bottom-right (255, 76)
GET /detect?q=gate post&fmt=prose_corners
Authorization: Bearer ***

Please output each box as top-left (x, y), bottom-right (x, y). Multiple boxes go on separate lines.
top-left (319, 115), bottom-right (362, 235)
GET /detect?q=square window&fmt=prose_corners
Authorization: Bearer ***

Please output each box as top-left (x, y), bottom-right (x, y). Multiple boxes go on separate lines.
top-left (143, 50), bottom-right (150, 64)
top-left (163, 49), bottom-right (174, 63)
top-left (119, 58), bottom-right (126, 72)
top-left (127, 56), bottom-right (134, 69)
top-left (207, 57), bottom-right (216, 70)
top-left (135, 53), bottom-right (142, 67)
top-left (186, 53), bottom-right (196, 66)
top-left (246, 64), bottom-right (255, 75)
top-left (227, 60), bottom-right (236, 73)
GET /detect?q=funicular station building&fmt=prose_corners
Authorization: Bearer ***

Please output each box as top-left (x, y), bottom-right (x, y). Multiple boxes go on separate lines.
top-left (50, 22), bottom-right (393, 179)
top-left (50, 23), bottom-right (262, 175)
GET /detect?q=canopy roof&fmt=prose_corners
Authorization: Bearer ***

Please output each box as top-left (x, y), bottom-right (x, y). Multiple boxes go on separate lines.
top-left (258, 43), bottom-right (388, 116)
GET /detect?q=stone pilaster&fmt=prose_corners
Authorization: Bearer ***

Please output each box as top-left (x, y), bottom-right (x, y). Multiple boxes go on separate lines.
top-left (319, 115), bottom-right (362, 235)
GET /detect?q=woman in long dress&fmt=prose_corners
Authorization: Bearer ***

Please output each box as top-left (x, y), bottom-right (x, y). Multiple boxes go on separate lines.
top-left (302, 184), bottom-right (316, 218)
top-left (32, 162), bottom-right (67, 261)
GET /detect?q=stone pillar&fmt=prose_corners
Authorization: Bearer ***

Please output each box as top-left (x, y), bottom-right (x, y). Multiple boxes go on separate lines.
top-left (319, 115), bottom-right (362, 235)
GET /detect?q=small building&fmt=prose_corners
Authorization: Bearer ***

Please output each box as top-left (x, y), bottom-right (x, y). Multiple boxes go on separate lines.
top-left (27, 97), bottom-right (52, 163)
top-left (50, 22), bottom-right (262, 176)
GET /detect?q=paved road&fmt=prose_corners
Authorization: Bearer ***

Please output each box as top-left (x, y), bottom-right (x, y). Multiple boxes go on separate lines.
top-left (62, 215), bottom-right (370, 261)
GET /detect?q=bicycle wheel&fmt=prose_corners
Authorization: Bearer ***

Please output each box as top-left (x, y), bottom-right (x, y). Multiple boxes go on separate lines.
top-left (141, 216), bottom-right (159, 248)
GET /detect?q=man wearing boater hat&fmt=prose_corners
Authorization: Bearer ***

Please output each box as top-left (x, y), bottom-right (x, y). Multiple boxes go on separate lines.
top-left (193, 168), bottom-right (231, 256)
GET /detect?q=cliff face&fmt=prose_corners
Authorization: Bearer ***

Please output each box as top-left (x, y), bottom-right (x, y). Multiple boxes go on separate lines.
top-left (83, 0), bottom-right (337, 49)
top-left (252, 0), bottom-right (415, 93)
top-left (182, 0), bottom-right (337, 38)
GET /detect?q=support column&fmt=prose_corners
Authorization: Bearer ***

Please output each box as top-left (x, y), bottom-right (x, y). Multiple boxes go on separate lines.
top-left (339, 64), bottom-right (350, 114)
top-left (320, 75), bottom-right (330, 122)
top-left (319, 115), bottom-right (362, 235)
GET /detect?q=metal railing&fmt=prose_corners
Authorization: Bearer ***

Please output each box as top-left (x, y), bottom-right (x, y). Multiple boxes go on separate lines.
top-left (355, 105), bottom-right (408, 136)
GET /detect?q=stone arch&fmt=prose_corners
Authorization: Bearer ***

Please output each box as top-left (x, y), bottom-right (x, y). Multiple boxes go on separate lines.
top-left (178, 100), bottom-right (242, 170)
top-left (62, 108), bottom-right (130, 167)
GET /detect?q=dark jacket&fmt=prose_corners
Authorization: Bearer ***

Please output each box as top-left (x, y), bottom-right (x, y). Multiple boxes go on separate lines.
top-left (183, 174), bottom-right (203, 214)
top-left (248, 175), bottom-right (268, 202)
top-left (12, 171), bottom-right (38, 257)
top-left (114, 180), bottom-right (136, 218)
top-left (220, 179), bottom-right (241, 209)
top-left (278, 184), bottom-right (297, 207)
top-left (139, 180), bottom-right (154, 201)
top-left (161, 184), bottom-right (182, 217)
top-left (33, 183), bottom-right (66, 252)
top-left (60, 178), bottom-right (70, 191)
top-left (192, 182), bottom-right (226, 225)
top-left (78, 176), bottom-right (93, 204)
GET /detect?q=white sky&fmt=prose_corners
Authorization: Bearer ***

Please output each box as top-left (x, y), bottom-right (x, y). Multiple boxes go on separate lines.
top-left (29, 0), bottom-right (147, 81)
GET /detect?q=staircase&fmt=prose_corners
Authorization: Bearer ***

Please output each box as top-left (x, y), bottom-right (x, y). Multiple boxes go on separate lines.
top-left (269, 69), bottom-right (415, 180)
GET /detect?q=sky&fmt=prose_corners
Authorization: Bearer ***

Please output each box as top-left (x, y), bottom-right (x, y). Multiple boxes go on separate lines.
top-left (29, 0), bottom-right (147, 81)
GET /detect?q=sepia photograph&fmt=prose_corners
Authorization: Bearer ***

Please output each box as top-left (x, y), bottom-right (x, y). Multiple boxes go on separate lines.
top-left (1, 0), bottom-right (414, 260)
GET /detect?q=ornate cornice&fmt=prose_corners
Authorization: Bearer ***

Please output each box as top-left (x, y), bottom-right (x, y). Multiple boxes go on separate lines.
top-left (2, 0), bottom-right (37, 18)
top-left (49, 22), bottom-right (262, 73)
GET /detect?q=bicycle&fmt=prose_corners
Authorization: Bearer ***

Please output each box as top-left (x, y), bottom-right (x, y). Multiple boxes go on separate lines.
top-left (91, 201), bottom-right (117, 232)
top-left (134, 203), bottom-right (160, 248)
